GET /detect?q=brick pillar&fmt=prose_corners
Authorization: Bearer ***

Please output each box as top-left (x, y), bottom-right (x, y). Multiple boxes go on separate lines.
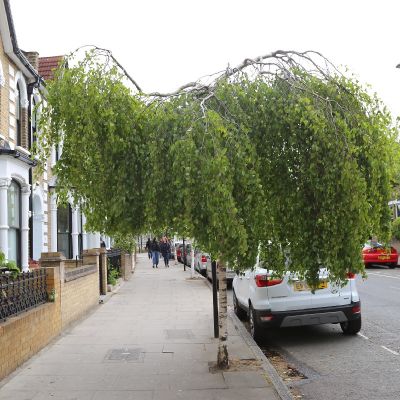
top-left (82, 248), bottom-right (100, 266)
top-left (39, 252), bottom-right (64, 333)
top-left (99, 247), bottom-right (107, 295)
top-left (39, 252), bottom-right (65, 294)
top-left (82, 248), bottom-right (101, 295)
top-left (121, 252), bottom-right (132, 281)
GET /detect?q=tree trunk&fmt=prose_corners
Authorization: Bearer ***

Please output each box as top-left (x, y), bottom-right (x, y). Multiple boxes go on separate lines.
top-left (191, 246), bottom-right (195, 278)
top-left (217, 260), bottom-right (229, 369)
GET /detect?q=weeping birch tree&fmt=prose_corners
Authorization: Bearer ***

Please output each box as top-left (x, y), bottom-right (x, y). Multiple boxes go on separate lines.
top-left (37, 48), bottom-right (397, 369)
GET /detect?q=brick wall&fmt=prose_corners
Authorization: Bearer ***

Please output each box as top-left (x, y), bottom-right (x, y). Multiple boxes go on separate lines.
top-left (61, 269), bottom-right (99, 327)
top-left (0, 266), bottom-right (61, 381)
top-left (0, 304), bottom-right (61, 380)
top-left (0, 252), bottom-right (101, 380)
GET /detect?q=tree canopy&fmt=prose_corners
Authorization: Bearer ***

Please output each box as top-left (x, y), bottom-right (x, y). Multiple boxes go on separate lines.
top-left (38, 49), bottom-right (398, 287)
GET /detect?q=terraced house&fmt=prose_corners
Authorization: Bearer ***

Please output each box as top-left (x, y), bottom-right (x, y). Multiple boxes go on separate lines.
top-left (0, 0), bottom-right (45, 271)
top-left (38, 55), bottom-right (109, 260)
top-left (0, 0), bottom-right (112, 271)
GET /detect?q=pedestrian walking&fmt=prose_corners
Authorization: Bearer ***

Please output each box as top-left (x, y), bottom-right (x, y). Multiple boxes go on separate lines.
top-left (151, 238), bottom-right (160, 268)
top-left (160, 237), bottom-right (171, 267)
top-left (145, 238), bottom-right (152, 259)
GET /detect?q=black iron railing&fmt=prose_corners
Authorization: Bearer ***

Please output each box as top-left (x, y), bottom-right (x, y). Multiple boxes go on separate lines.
top-left (0, 269), bottom-right (48, 321)
top-left (107, 249), bottom-right (122, 273)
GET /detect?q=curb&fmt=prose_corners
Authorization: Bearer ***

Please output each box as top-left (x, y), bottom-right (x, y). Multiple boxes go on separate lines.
top-left (180, 261), bottom-right (293, 399)
top-left (229, 309), bottom-right (294, 400)
top-left (99, 278), bottom-right (125, 304)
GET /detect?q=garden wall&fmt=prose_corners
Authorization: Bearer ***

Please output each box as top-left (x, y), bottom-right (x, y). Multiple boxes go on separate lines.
top-left (0, 251), bottom-right (100, 380)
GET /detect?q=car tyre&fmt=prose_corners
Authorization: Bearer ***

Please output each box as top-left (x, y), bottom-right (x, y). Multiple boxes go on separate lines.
top-left (340, 318), bottom-right (361, 335)
top-left (249, 305), bottom-right (263, 342)
top-left (233, 290), bottom-right (247, 320)
top-left (389, 263), bottom-right (397, 269)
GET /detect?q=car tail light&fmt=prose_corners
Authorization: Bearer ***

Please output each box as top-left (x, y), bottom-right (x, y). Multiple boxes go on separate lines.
top-left (347, 272), bottom-right (356, 279)
top-left (201, 255), bottom-right (207, 263)
top-left (260, 314), bottom-right (274, 322)
top-left (255, 274), bottom-right (283, 287)
top-left (352, 305), bottom-right (361, 314)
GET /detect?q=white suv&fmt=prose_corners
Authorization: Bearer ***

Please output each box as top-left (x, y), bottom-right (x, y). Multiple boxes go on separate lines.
top-left (233, 266), bottom-right (361, 341)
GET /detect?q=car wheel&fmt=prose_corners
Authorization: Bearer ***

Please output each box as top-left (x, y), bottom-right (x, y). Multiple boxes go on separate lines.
top-left (340, 318), bottom-right (361, 335)
top-left (233, 290), bottom-right (247, 320)
top-left (389, 263), bottom-right (397, 269)
top-left (249, 305), bottom-right (263, 342)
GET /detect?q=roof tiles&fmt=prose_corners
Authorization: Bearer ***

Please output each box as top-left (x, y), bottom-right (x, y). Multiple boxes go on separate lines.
top-left (38, 56), bottom-right (64, 81)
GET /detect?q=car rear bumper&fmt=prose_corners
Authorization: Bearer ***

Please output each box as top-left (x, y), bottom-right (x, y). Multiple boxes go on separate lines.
top-left (254, 302), bottom-right (361, 328)
top-left (226, 271), bottom-right (235, 281)
top-left (363, 254), bottom-right (397, 264)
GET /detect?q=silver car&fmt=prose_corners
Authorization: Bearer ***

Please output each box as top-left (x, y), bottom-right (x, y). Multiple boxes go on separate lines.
top-left (206, 260), bottom-right (236, 285)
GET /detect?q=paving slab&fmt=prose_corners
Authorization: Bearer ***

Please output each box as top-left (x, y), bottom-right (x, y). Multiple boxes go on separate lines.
top-left (0, 253), bottom-right (287, 400)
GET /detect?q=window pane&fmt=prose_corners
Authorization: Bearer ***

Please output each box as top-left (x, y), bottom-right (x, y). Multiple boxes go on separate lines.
top-left (7, 182), bottom-right (20, 228)
top-left (8, 228), bottom-right (18, 263)
top-left (57, 204), bottom-right (72, 259)
top-left (15, 84), bottom-right (20, 119)
top-left (58, 233), bottom-right (71, 259)
top-left (57, 206), bottom-right (70, 233)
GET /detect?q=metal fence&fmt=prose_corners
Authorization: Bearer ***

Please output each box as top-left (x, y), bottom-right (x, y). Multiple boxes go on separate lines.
top-left (0, 269), bottom-right (48, 321)
top-left (107, 249), bottom-right (122, 273)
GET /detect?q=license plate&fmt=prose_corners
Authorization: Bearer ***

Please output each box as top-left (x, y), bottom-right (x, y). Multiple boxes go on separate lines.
top-left (378, 255), bottom-right (390, 260)
top-left (293, 280), bottom-right (328, 291)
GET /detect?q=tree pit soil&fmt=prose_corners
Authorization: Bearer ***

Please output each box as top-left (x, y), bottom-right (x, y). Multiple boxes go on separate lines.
top-left (209, 357), bottom-right (262, 373)
top-left (262, 347), bottom-right (307, 399)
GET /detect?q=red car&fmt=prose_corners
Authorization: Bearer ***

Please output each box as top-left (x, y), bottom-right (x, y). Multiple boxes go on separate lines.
top-left (362, 241), bottom-right (398, 269)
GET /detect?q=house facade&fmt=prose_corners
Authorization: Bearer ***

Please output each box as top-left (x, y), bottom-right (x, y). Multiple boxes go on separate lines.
top-left (38, 56), bottom-right (111, 259)
top-left (0, 1), bottom-right (112, 269)
top-left (0, 0), bottom-right (43, 271)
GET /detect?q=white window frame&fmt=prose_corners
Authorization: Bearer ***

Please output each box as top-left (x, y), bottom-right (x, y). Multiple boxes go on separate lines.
top-left (0, 61), bottom-right (5, 87)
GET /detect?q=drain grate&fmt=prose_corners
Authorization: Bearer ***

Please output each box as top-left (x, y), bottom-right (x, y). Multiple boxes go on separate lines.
top-left (104, 348), bottom-right (144, 363)
top-left (165, 329), bottom-right (194, 339)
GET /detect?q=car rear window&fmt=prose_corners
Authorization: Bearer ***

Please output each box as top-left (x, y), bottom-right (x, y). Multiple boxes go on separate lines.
top-left (364, 241), bottom-right (384, 249)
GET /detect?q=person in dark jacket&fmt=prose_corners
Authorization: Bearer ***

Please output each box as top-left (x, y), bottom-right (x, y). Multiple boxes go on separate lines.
top-left (151, 238), bottom-right (160, 268)
top-left (145, 238), bottom-right (152, 259)
top-left (160, 237), bottom-right (171, 267)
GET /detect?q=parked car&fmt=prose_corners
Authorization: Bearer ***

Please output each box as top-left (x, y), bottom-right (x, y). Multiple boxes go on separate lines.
top-left (362, 241), bottom-right (398, 268)
top-left (233, 264), bottom-right (361, 341)
top-left (206, 260), bottom-right (236, 285)
top-left (193, 250), bottom-right (211, 276)
top-left (176, 244), bottom-right (184, 263)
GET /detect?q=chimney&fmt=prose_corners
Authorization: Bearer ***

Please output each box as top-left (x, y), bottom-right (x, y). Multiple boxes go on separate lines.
top-left (23, 51), bottom-right (39, 72)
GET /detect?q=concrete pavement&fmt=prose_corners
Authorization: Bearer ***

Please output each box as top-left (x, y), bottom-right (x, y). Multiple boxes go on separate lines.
top-left (0, 253), bottom-right (288, 400)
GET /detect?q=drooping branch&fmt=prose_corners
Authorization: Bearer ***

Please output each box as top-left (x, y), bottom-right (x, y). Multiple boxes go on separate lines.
top-left (62, 46), bottom-right (344, 105)
top-left (65, 45), bottom-right (142, 93)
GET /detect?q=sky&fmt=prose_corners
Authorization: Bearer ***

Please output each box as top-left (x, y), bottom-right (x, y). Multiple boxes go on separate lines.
top-left (9, 0), bottom-right (400, 117)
